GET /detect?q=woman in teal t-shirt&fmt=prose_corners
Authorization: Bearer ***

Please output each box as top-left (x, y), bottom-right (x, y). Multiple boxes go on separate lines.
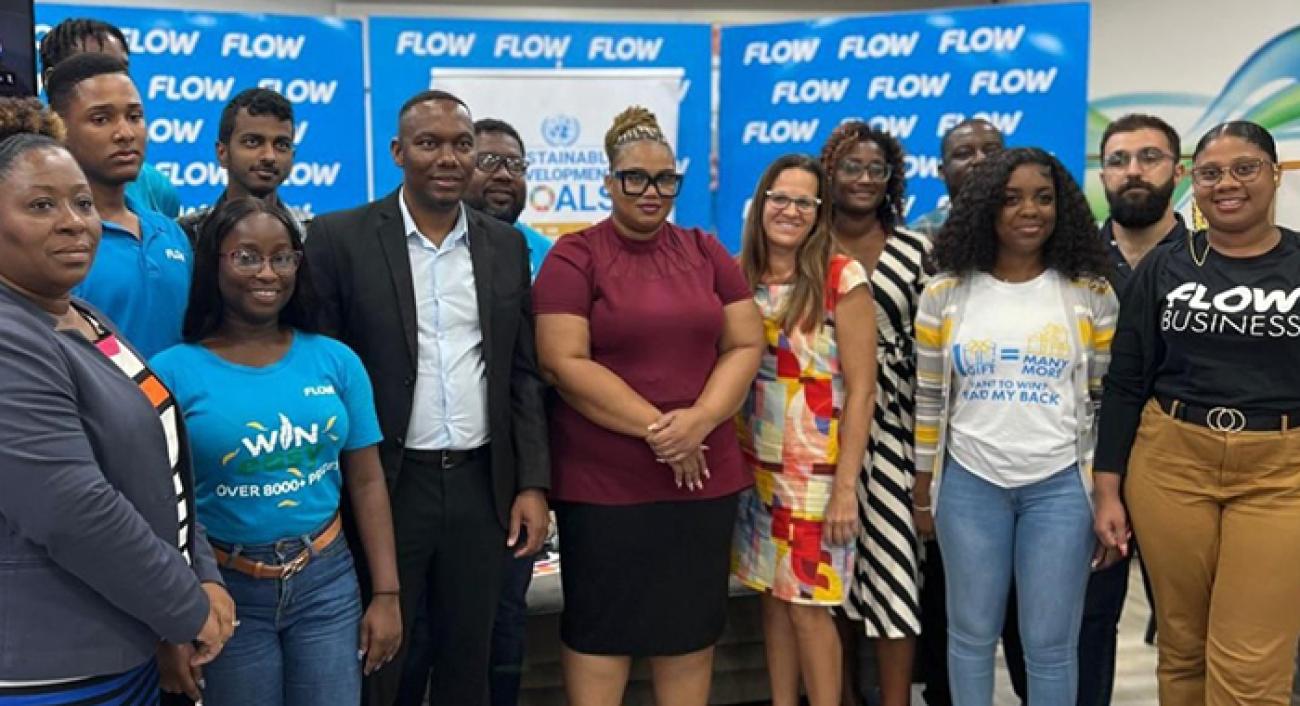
top-left (151, 197), bottom-right (401, 706)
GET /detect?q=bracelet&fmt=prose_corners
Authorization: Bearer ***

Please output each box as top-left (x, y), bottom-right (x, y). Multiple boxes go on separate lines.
top-left (372, 589), bottom-right (400, 596)
top-left (914, 503), bottom-right (932, 513)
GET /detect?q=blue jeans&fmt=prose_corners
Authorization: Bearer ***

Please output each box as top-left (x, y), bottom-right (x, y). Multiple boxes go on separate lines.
top-left (202, 533), bottom-right (362, 706)
top-left (934, 457), bottom-right (1094, 706)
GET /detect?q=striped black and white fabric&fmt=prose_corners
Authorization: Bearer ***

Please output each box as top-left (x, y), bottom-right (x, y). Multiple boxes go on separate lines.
top-left (86, 312), bottom-right (194, 566)
top-left (841, 228), bottom-right (930, 638)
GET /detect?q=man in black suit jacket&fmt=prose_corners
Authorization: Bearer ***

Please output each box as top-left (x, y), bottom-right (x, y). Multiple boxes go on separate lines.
top-left (305, 89), bottom-right (550, 706)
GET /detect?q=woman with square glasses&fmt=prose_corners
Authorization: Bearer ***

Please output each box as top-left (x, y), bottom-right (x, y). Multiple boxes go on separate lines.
top-left (533, 106), bottom-right (763, 706)
top-left (1095, 120), bottom-right (1300, 705)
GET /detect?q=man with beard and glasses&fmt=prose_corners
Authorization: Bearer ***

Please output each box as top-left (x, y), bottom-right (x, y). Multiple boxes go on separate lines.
top-left (465, 118), bottom-right (552, 279)
top-left (398, 117), bottom-right (553, 706)
top-left (178, 88), bottom-right (304, 244)
top-left (1099, 114), bottom-right (1188, 293)
top-left (1083, 112), bottom-right (1187, 706)
top-left (910, 118), bottom-right (1005, 238)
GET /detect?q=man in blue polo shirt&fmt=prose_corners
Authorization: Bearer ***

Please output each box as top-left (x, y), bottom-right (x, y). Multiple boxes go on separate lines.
top-left (47, 52), bottom-right (192, 358)
top-left (40, 17), bottom-right (182, 218)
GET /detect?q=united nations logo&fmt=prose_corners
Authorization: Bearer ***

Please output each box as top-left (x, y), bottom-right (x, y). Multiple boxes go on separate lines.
top-left (541, 114), bottom-right (580, 147)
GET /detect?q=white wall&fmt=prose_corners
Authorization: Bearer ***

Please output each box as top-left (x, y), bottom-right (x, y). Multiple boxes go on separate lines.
top-left (1088, 0), bottom-right (1296, 102)
top-left (1087, 0), bottom-right (1298, 225)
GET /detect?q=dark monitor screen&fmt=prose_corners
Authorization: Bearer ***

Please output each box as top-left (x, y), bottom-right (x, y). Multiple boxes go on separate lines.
top-left (0, 0), bottom-right (37, 97)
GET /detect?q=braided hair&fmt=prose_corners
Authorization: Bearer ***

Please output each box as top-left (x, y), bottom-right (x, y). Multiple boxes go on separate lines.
top-left (39, 18), bottom-right (129, 75)
top-left (819, 120), bottom-right (907, 232)
top-left (604, 106), bottom-right (672, 166)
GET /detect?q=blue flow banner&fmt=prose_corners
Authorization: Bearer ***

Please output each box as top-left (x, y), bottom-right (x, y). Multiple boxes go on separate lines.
top-left (368, 17), bottom-right (713, 234)
top-left (35, 4), bottom-right (367, 220)
top-left (718, 2), bottom-right (1090, 251)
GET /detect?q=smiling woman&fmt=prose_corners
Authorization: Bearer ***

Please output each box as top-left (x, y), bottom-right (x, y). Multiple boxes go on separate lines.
top-left (917, 147), bottom-right (1117, 706)
top-left (818, 120), bottom-right (930, 706)
top-left (149, 196), bottom-right (401, 706)
top-left (733, 153), bottom-right (877, 706)
top-left (0, 97), bottom-right (236, 706)
top-left (1094, 121), bottom-right (1300, 705)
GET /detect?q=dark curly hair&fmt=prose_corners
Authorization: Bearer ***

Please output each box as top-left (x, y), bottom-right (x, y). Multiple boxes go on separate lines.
top-left (0, 98), bottom-right (71, 183)
top-left (933, 147), bottom-right (1109, 281)
top-left (819, 120), bottom-right (906, 232)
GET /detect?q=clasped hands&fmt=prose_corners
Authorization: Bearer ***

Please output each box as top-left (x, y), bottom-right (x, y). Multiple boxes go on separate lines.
top-left (159, 582), bottom-right (236, 700)
top-left (646, 407), bottom-right (713, 491)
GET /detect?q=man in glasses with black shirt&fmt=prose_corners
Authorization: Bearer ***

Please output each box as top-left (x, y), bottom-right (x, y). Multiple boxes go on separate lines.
top-left (1098, 113), bottom-right (1189, 293)
top-left (1081, 112), bottom-right (1187, 706)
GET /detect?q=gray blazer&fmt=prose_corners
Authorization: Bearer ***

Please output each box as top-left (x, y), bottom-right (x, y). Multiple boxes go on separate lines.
top-left (0, 283), bottom-right (222, 681)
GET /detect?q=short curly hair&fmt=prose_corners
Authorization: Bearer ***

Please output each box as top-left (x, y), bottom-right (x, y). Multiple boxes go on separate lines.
top-left (0, 98), bottom-right (68, 181)
top-left (819, 120), bottom-right (907, 232)
top-left (932, 147), bottom-right (1109, 281)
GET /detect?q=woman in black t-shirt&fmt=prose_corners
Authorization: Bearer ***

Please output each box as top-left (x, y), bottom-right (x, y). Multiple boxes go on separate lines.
top-left (1094, 121), bottom-right (1300, 705)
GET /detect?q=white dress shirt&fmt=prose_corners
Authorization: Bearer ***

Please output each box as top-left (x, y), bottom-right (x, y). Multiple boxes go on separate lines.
top-left (400, 189), bottom-right (490, 450)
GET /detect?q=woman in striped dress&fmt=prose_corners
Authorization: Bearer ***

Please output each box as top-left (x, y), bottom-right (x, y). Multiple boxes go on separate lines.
top-left (821, 121), bottom-right (930, 706)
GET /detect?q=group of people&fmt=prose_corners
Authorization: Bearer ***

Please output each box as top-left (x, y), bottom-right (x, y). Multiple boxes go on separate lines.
top-left (1, 14), bottom-right (1298, 706)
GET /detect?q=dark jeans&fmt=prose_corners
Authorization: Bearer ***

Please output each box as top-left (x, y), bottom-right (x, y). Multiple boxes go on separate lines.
top-left (398, 549), bottom-right (536, 706)
top-left (1076, 544), bottom-right (1133, 706)
top-left (489, 551), bottom-right (536, 706)
top-left (919, 540), bottom-right (1027, 706)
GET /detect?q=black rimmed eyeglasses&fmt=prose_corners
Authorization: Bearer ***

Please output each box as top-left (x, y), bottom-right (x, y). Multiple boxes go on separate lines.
top-left (613, 169), bottom-right (683, 197)
top-left (475, 153), bottom-right (530, 177)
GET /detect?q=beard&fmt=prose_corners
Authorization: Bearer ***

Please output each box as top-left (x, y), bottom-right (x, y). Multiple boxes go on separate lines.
top-left (1106, 178), bottom-right (1175, 228)
top-left (466, 190), bottom-right (524, 224)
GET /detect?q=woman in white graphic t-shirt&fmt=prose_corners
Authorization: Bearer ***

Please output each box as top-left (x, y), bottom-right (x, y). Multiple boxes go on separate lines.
top-left (912, 147), bottom-right (1118, 706)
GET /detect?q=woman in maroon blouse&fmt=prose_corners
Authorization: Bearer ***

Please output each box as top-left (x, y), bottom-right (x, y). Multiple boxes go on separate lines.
top-left (534, 107), bottom-right (763, 705)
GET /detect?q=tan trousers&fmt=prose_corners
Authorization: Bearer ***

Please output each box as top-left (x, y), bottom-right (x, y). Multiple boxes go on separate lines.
top-left (1126, 399), bottom-right (1300, 705)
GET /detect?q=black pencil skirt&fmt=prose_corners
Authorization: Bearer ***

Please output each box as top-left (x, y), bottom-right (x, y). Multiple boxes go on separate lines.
top-left (555, 492), bottom-right (741, 657)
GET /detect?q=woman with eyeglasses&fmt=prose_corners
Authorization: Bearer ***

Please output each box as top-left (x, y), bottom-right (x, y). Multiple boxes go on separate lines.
top-left (533, 106), bottom-right (763, 706)
top-left (1094, 120), bottom-right (1300, 705)
top-left (916, 148), bottom-right (1117, 705)
top-left (149, 197), bottom-right (401, 706)
top-left (818, 120), bottom-right (931, 706)
top-left (732, 153), bottom-right (877, 706)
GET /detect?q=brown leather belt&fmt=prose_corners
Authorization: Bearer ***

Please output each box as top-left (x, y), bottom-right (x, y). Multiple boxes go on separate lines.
top-left (212, 514), bottom-right (342, 580)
